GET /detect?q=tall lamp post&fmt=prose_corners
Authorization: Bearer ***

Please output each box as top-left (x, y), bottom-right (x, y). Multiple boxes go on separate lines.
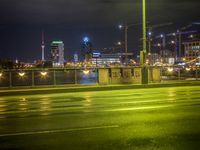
top-left (119, 23), bottom-right (140, 64)
top-left (140, 0), bottom-right (148, 84)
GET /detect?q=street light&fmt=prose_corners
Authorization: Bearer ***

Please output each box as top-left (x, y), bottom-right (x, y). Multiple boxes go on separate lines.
top-left (83, 69), bottom-right (90, 75)
top-left (18, 72), bottom-right (25, 77)
top-left (185, 67), bottom-right (191, 71)
top-left (41, 71), bottom-right (47, 76)
top-left (167, 67), bottom-right (173, 72)
top-left (140, 0), bottom-right (148, 84)
top-left (117, 41), bottom-right (122, 45)
top-left (119, 23), bottom-right (140, 64)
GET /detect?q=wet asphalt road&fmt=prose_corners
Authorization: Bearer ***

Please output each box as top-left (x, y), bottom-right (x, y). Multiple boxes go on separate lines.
top-left (0, 86), bottom-right (200, 150)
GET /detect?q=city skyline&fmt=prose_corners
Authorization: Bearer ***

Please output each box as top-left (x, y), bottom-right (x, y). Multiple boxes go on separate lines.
top-left (0, 0), bottom-right (200, 61)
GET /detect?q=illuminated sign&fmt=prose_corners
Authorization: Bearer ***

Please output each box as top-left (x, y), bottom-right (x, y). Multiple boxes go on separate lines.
top-left (92, 52), bottom-right (101, 58)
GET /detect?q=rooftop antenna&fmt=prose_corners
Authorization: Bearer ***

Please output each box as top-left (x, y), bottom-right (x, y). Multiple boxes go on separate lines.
top-left (41, 30), bottom-right (45, 61)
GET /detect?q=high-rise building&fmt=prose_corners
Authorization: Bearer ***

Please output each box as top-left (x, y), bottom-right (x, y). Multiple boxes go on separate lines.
top-left (50, 41), bottom-right (65, 66)
top-left (183, 40), bottom-right (200, 61)
top-left (81, 37), bottom-right (93, 61)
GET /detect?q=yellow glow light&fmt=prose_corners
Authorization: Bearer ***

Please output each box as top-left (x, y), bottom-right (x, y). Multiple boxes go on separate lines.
top-left (186, 68), bottom-right (191, 71)
top-left (83, 70), bottom-right (90, 75)
top-left (167, 68), bottom-right (173, 72)
top-left (41, 71), bottom-right (47, 76)
top-left (19, 72), bottom-right (25, 77)
top-left (0, 73), bottom-right (2, 77)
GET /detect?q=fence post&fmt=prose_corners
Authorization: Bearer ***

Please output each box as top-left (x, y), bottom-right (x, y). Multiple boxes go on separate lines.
top-left (74, 69), bottom-right (77, 84)
top-left (96, 67), bottom-right (98, 84)
top-left (9, 71), bottom-right (12, 87)
top-left (32, 70), bottom-right (35, 86)
top-left (195, 66), bottom-right (198, 80)
top-left (178, 69), bottom-right (181, 80)
top-left (160, 67), bottom-right (163, 82)
top-left (53, 69), bottom-right (56, 85)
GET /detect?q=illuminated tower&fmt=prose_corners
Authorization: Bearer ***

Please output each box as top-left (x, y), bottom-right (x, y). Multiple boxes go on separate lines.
top-left (41, 31), bottom-right (45, 61)
top-left (81, 36), bottom-right (93, 61)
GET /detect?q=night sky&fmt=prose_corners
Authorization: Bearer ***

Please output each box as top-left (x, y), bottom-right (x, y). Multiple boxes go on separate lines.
top-left (0, 0), bottom-right (199, 62)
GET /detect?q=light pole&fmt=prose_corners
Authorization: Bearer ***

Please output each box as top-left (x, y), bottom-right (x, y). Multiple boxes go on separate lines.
top-left (140, 0), bottom-right (146, 65)
top-left (119, 23), bottom-right (140, 64)
top-left (140, 0), bottom-right (148, 84)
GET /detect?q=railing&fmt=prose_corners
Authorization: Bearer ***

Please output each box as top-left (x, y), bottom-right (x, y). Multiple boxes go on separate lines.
top-left (0, 66), bottom-right (199, 87)
top-left (161, 66), bottom-right (200, 81)
top-left (0, 68), bottom-right (98, 87)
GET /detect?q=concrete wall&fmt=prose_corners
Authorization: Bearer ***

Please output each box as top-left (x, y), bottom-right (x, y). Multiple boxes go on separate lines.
top-left (97, 67), bottom-right (161, 84)
top-left (122, 69), bottom-right (133, 83)
top-left (132, 68), bottom-right (142, 83)
top-left (98, 69), bottom-right (109, 85)
top-left (152, 68), bottom-right (161, 82)
top-left (110, 68), bottom-right (121, 84)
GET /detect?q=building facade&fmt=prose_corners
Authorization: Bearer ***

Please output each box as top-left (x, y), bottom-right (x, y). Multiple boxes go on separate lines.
top-left (183, 40), bottom-right (200, 61)
top-left (50, 41), bottom-right (65, 66)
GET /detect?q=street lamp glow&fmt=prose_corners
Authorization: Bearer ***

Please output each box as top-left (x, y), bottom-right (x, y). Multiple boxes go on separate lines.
top-left (19, 72), bottom-right (25, 77)
top-left (167, 68), bottom-right (173, 72)
top-left (0, 72), bottom-right (2, 77)
top-left (41, 71), bottom-right (47, 76)
top-left (117, 41), bottom-right (122, 45)
top-left (118, 25), bottom-right (123, 29)
top-left (148, 32), bottom-right (152, 36)
top-left (160, 34), bottom-right (164, 38)
top-left (157, 43), bottom-right (161, 47)
top-left (171, 40), bottom-right (175, 44)
top-left (189, 34), bottom-right (194, 38)
top-left (83, 70), bottom-right (90, 75)
top-left (186, 67), bottom-right (191, 71)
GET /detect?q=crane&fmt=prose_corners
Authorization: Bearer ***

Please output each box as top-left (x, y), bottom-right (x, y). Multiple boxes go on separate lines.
top-left (147, 22), bottom-right (173, 54)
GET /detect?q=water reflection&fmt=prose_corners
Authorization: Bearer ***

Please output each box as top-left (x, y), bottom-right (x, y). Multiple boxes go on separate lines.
top-left (40, 97), bottom-right (51, 116)
top-left (81, 93), bottom-right (93, 113)
top-left (18, 98), bottom-right (28, 111)
top-left (0, 99), bottom-right (7, 114)
top-left (167, 89), bottom-right (177, 102)
top-left (79, 70), bottom-right (97, 84)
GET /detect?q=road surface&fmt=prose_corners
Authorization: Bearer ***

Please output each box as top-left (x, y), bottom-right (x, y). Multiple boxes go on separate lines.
top-left (0, 86), bottom-right (200, 150)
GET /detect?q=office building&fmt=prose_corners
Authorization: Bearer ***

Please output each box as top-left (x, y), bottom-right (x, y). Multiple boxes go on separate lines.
top-left (183, 40), bottom-right (200, 61)
top-left (50, 41), bottom-right (65, 66)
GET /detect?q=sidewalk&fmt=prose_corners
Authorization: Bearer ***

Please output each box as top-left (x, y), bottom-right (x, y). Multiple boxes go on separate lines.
top-left (0, 80), bottom-right (200, 97)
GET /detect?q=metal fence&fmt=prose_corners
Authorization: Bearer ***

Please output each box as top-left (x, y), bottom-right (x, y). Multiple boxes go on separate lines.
top-left (161, 66), bottom-right (200, 81)
top-left (0, 69), bottom-right (98, 87)
top-left (0, 67), bottom-right (199, 87)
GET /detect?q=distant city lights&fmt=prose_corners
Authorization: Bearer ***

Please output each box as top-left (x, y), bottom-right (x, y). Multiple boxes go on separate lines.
top-left (157, 43), bottom-right (161, 47)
